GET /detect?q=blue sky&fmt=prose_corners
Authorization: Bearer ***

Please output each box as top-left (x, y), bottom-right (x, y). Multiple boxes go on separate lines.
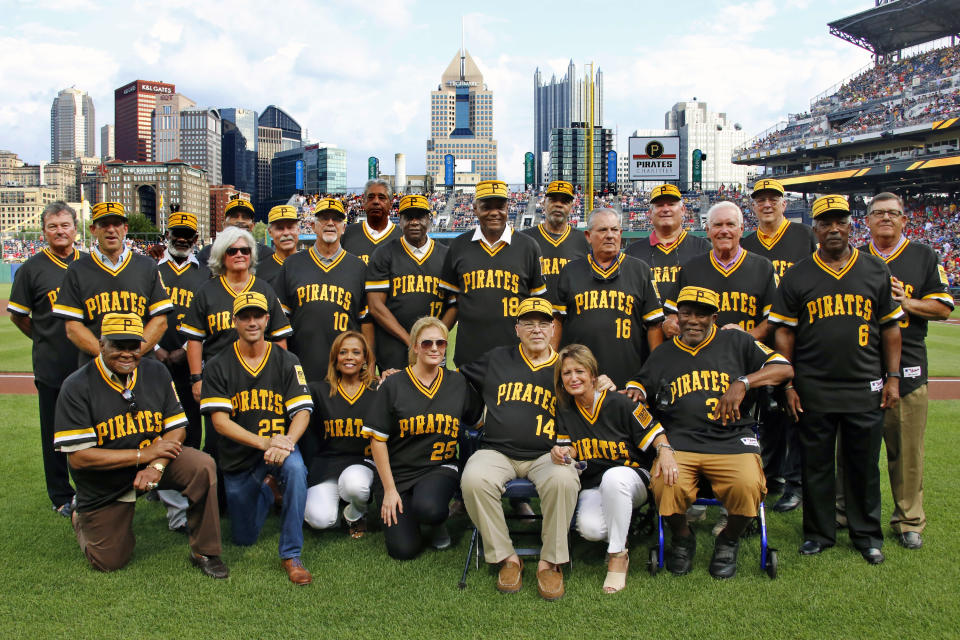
top-left (2, 0), bottom-right (874, 185)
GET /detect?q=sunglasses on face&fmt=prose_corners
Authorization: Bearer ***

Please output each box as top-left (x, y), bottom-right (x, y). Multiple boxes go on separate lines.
top-left (226, 246), bottom-right (252, 256)
top-left (171, 230), bottom-right (197, 240)
top-left (419, 339), bottom-right (447, 350)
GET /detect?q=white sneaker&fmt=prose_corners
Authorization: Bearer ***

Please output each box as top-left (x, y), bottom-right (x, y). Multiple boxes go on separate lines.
top-left (431, 524), bottom-right (452, 550)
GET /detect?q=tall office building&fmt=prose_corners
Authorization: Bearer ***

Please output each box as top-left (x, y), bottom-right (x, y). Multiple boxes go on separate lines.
top-left (270, 143), bottom-right (346, 209)
top-left (533, 62), bottom-right (603, 187)
top-left (548, 123), bottom-right (614, 191)
top-left (100, 124), bottom-right (115, 161)
top-left (180, 107), bottom-right (222, 185)
top-left (220, 108), bottom-right (259, 209)
top-left (151, 93), bottom-right (196, 162)
top-left (51, 88), bottom-right (96, 162)
top-left (259, 106), bottom-right (302, 151)
top-left (425, 48), bottom-right (497, 189)
top-left (114, 80), bottom-right (175, 161)
top-left (102, 159), bottom-right (209, 236)
top-left (665, 100), bottom-right (747, 190)
top-left (256, 125), bottom-right (282, 209)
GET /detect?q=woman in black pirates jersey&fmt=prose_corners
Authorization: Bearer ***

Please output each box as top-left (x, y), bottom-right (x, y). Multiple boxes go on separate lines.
top-left (363, 317), bottom-right (481, 560)
top-left (304, 331), bottom-right (378, 538)
top-left (554, 344), bottom-right (655, 594)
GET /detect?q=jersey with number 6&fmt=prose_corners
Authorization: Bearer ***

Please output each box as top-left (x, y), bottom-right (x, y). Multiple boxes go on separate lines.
top-left (460, 345), bottom-right (566, 460)
top-left (556, 253), bottom-right (664, 387)
top-left (627, 326), bottom-right (790, 455)
top-left (859, 239), bottom-right (954, 395)
top-left (275, 246), bottom-right (369, 382)
top-left (362, 367), bottom-right (480, 493)
top-left (200, 342), bottom-right (313, 473)
top-left (769, 249), bottom-right (904, 412)
top-left (440, 229), bottom-right (546, 366)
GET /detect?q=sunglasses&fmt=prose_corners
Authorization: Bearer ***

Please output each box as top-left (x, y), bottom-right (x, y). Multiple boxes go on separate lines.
top-left (226, 246), bottom-right (252, 256)
top-left (121, 388), bottom-right (137, 413)
top-left (171, 229), bottom-right (197, 239)
top-left (419, 339), bottom-right (447, 350)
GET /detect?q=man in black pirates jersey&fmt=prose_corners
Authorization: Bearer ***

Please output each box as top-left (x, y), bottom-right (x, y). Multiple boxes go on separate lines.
top-left (440, 180), bottom-right (547, 366)
top-left (53, 202), bottom-right (173, 365)
top-left (741, 179), bottom-right (817, 513)
top-left (54, 313), bottom-right (227, 578)
top-left (770, 194), bottom-right (904, 564)
top-left (624, 183), bottom-right (710, 317)
top-left (256, 205), bottom-right (301, 289)
top-left (742, 179), bottom-right (817, 278)
top-left (9, 201), bottom-right (80, 516)
top-left (276, 197), bottom-right (372, 383)
top-left (460, 298), bottom-right (580, 601)
top-left (156, 211), bottom-right (210, 449)
top-left (342, 178), bottom-right (401, 264)
top-left (666, 201), bottom-right (777, 340)
top-left (201, 292), bottom-right (314, 585)
top-left (860, 192), bottom-right (953, 550)
top-left (520, 180), bottom-right (589, 305)
top-left (366, 194), bottom-right (454, 370)
top-left (555, 207), bottom-right (664, 388)
top-left (197, 198), bottom-right (273, 267)
top-left (625, 287), bottom-right (793, 579)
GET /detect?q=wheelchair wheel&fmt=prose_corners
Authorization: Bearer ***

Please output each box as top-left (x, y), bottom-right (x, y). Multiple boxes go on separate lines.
top-left (765, 548), bottom-right (778, 579)
top-left (648, 547), bottom-right (660, 576)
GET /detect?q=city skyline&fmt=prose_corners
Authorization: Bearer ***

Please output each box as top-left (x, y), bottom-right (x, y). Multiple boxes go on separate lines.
top-left (5, 1), bottom-right (878, 187)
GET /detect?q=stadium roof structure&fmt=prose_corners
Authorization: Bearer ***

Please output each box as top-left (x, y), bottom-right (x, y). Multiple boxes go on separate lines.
top-left (828, 0), bottom-right (960, 56)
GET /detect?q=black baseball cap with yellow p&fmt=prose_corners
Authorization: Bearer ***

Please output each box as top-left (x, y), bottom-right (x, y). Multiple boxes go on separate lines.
top-left (268, 205), bottom-right (299, 224)
top-left (168, 211), bottom-right (198, 232)
top-left (751, 179), bottom-right (785, 198)
top-left (232, 291), bottom-right (269, 316)
top-left (314, 198), bottom-right (346, 219)
top-left (811, 194), bottom-right (850, 219)
top-left (92, 202), bottom-right (127, 223)
top-left (546, 180), bottom-right (574, 200)
top-left (101, 312), bottom-right (145, 341)
top-left (515, 297), bottom-right (554, 320)
top-left (399, 195), bottom-right (431, 217)
top-left (475, 180), bottom-right (509, 201)
top-left (225, 198), bottom-right (255, 219)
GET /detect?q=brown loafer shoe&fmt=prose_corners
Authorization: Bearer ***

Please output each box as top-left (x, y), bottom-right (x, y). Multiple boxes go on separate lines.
top-left (190, 552), bottom-right (229, 579)
top-left (537, 566), bottom-right (565, 601)
top-left (496, 559), bottom-right (523, 593)
top-left (282, 557), bottom-right (312, 585)
top-left (263, 474), bottom-right (283, 508)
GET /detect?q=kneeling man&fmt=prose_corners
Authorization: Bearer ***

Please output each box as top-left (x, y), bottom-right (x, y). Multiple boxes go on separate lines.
top-left (55, 312), bottom-right (226, 578)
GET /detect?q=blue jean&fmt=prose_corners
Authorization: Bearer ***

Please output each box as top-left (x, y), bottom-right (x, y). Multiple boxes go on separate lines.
top-left (223, 447), bottom-right (308, 559)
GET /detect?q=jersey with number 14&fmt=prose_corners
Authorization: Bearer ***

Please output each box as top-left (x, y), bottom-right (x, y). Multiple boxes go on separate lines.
top-left (200, 342), bottom-right (313, 473)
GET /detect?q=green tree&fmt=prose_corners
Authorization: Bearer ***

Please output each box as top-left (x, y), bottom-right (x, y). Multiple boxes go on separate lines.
top-left (126, 213), bottom-right (159, 234)
top-left (253, 221), bottom-right (268, 244)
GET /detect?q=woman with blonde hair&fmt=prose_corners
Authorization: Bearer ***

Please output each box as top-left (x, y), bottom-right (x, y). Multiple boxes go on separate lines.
top-left (363, 316), bottom-right (481, 559)
top-left (304, 331), bottom-right (378, 538)
top-left (554, 343), bottom-right (654, 594)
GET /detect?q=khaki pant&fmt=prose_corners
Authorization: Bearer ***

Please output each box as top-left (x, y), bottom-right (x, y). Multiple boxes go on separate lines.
top-left (461, 449), bottom-right (580, 565)
top-left (652, 451), bottom-right (766, 518)
top-left (884, 384), bottom-right (928, 533)
top-left (74, 447), bottom-right (221, 572)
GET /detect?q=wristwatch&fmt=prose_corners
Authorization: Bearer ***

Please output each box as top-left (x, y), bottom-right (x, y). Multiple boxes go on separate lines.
top-left (189, 373), bottom-right (203, 384)
top-left (151, 462), bottom-right (166, 475)
top-left (736, 375), bottom-right (751, 391)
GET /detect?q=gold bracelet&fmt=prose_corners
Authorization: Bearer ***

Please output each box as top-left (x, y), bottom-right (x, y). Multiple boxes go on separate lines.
top-left (785, 384), bottom-right (794, 390)
top-left (136, 448), bottom-right (141, 467)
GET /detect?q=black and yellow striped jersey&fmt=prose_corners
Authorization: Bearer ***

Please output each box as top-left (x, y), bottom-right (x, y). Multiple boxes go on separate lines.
top-left (275, 246), bottom-right (369, 383)
top-left (342, 220), bottom-right (401, 265)
top-left (769, 249), bottom-right (904, 412)
top-left (362, 367), bottom-right (480, 493)
top-left (440, 228), bottom-right (547, 367)
top-left (555, 390), bottom-right (656, 490)
top-left (519, 223), bottom-right (590, 305)
top-left (859, 239), bottom-right (954, 396)
top-left (157, 254), bottom-right (211, 352)
top-left (555, 253), bottom-right (665, 388)
top-left (200, 342), bottom-right (313, 473)
top-left (307, 379), bottom-right (377, 484)
top-left (627, 327), bottom-right (790, 455)
top-left (666, 250), bottom-right (777, 331)
top-left (741, 219), bottom-right (818, 278)
top-left (624, 231), bottom-right (710, 305)
top-left (7, 247), bottom-right (81, 386)
top-left (53, 250), bottom-right (173, 362)
top-left (179, 275), bottom-right (291, 361)
top-left (460, 344), bottom-right (566, 461)
top-left (54, 357), bottom-right (187, 511)
top-left (365, 237), bottom-right (451, 370)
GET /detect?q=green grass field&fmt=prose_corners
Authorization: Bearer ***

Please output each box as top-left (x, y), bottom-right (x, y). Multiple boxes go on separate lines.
top-left (3, 395), bottom-right (960, 638)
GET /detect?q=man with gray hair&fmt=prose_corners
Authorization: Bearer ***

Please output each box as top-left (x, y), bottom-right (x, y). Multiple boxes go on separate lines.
top-left (555, 207), bottom-right (664, 387)
top-left (8, 201), bottom-right (81, 516)
top-left (342, 178), bottom-right (401, 264)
